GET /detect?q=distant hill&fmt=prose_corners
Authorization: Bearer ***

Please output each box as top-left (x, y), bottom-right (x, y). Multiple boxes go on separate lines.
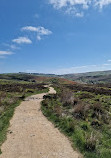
top-left (19, 72), bottom-right (58, 77)
top-left (0, 73), bottom-right (75, 85)
top-left (1, 70), bottom-right (111, 84)
top-left (60, 70), bottom-right (111, 84)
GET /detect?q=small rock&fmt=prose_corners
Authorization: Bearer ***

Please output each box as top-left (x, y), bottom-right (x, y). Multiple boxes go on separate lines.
top-left (30, 134), bottom-right (35, 137)
top-left (9, 131), bottom-right (13, 134)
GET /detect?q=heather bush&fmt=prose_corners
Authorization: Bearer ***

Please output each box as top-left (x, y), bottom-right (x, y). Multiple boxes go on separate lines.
top-left (60, 89), bottom-right (74, 106)
top-left (42, 84), bottom-right (111, 158)
top-left (85, 132), bottom-right (97, 151)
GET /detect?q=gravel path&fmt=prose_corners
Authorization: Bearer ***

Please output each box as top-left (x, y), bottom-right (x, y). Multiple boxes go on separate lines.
top-left (0, 87), bottom-right (82, 158)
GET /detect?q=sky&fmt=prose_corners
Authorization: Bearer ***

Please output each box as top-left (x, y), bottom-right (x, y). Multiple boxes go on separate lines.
top-left (1, 0), bottom-right (111, 74)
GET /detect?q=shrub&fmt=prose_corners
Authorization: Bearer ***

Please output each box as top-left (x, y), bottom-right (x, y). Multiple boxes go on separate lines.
top-left (60, 89), bottom-right (74, 106)
top-left (91, 120), bottom-right (101, 127)
top-left (53, 105), bottom-right (62, 117)
top-left (79, 92), bottom-right (94, 99)
top-left (73, 97), bottom-right (79, 106)
top-left (42, 84), bottom-right (111, 158)
top-left (81, 122), bottom-right (89, 131)
top-left (93, 102), bottom-right (102, 112)
top-left (19, 93), bottom-right (25, 99)
top-left (25, 89), bottom-right (34, 93)
top-left (73, 102), bottom-right (90, 120)
top-left (85, 132), bottom-right (97, 151)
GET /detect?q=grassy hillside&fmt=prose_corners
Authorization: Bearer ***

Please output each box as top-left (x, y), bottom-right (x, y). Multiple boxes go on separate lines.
top-left (60, 70), bottom-right (111, 84)
top-left (1, 72), bottom-right (111, 157)
top-left (42, 82), bottom-right (111, 158)
top-left (2, 70), bottom-right (111, 84)
top-left (0, 73), bottom-right (76, 85)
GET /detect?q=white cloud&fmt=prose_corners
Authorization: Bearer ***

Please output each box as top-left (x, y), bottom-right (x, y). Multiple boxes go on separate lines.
top-left (21, 26), bottom-right (52, 40)
top-left (12, 37), bottom-right (32, 44)
top-left (95, 0), bottom-right (111, 9)
top-left (49, 0), bottom-right (111, 16)
top-left (65, 6), bottom-right (84, 17)
top-left (0, 51), bottom-right (13, 58)
top-left (49, 0), bottom-right (91, 9)
top-left (22, 26), bottom-right (38, 32)
top-left (107, 59), bottom-right (111, 62)
top-left (22, 26), bottom-right (52, 35)
top-left (0, 51), bottom-right (13, 55)
top-left (49, 0), bottom-right (91, 16)
top-left (37, 27), bottom-right (52, 36)
top-left (75, 12), bottom-right (84, 17)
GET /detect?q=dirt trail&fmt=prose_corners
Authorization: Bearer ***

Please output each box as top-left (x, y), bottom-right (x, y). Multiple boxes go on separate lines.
top-left (0, 87), bottom-right (82, 158)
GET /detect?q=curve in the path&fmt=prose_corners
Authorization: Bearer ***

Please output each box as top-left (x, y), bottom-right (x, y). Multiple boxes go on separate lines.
top-left (0, 87), bottom-right (82, 158)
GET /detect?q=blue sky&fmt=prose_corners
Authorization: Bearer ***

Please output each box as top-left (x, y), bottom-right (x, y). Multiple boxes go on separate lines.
top-left (1, 0), bottom-right (111, 74)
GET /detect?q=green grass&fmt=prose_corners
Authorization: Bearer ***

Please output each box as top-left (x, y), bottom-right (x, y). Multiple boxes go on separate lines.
top-left (0, 101), bottom-right (21, 147)
top-left (41, 86), bottom-right (111, 158)
top-left (0, 79), bottom-right (30, 85)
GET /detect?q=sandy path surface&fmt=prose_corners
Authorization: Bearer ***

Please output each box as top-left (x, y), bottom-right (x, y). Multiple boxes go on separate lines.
top-left (0, 87), bottom-right (82, 158)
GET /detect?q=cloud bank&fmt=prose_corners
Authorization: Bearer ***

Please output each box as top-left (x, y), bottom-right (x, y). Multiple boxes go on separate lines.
top-left (49, 0), bottom-right (111, 17)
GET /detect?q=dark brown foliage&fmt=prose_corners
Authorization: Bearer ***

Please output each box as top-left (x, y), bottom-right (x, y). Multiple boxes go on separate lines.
top-left (0, 83), bottom-right (45, 92)
top-left (60, 89), bottom-right (74, 106)
top-left (85, 132), bottom-right (97, 151)
top-left (66, 84), bottom-right (111, 95)
top-left (53, 106), bottom-right (62, 117)
top-left (78, 93), bottom-right (94, 99)
top-left (73, 102), bottom-right (90, 120)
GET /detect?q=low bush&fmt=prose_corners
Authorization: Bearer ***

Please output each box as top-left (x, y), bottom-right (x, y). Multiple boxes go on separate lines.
top-left (85, 132), bottom-right (97, 151)
top-left (42, 85), bottom-right (111, 158)
top-left (60, 89), bottom-right (74, 106)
